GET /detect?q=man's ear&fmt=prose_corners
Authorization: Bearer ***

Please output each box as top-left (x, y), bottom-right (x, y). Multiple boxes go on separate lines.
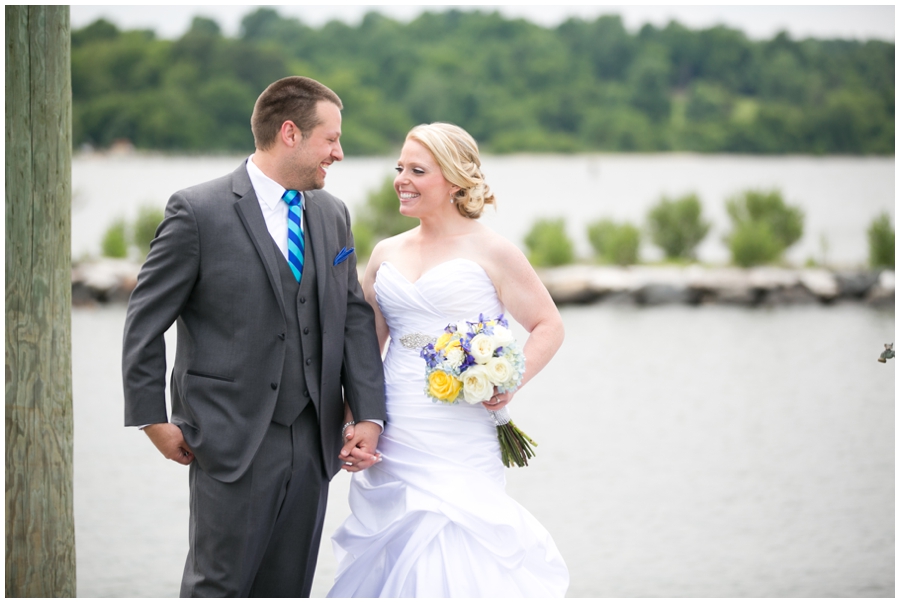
top-left (280, 120), bottom-right (301, 147)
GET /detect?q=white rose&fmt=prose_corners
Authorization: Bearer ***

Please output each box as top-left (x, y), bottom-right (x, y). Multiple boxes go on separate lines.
top-left (461, 365), bottom-right (493, 404)
top-left (485, 356), bottom-right (514, 386)
top-left (469, 333), bottom-right (496, 365)
top-left (491, 324), bottom-right (515, 347)
top-left (444, 347), bottom-right (465, 369)
top-left (456, 320), bottom-right (469, 335)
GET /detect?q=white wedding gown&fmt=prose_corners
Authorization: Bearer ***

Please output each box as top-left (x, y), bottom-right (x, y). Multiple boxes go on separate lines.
top-left (327, 259), bottom-right (568, 598)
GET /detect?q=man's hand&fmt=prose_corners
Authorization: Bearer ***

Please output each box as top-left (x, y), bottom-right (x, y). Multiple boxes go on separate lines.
top-left (143, 423), bottom-right (194, 465)
top-left (339, 421), bottom-right (382, 473)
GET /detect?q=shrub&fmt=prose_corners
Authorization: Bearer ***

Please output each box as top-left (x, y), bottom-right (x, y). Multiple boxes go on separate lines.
top-left (725, 189), bottom-right (804, 265)
top-left (101, 218), bottom-right (128, 258)
top-left (729, 222), bottom-right (782, 267)
top-left (353, 176), bottom-right (418, 258)
top-left (133, 204), bottom-right (165, 257)
top-left (524, 218), bottom-right (574, 267)
top-left (646, 193), bottom-right (710, 260)
top-left (587, 219), bottom-right (640, 266)
top-left (868, 212), bottom-right (895, 269)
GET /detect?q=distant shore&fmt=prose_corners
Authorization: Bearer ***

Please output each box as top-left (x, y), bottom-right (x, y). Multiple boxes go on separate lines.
top-left (72, 259), bottom-right (894, 308)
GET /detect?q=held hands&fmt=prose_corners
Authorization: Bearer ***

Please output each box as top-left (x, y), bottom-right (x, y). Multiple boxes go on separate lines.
top-left (339, 421), bottom-right (382, 473)
top-left (144, 423), bottom-right (194, 465)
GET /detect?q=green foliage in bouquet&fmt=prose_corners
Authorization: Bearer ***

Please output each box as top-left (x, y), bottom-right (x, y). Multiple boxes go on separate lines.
top-left (587, 219), bottom-right (640, 265)
top-left (868, 212), bottom-right (895, 269)
top-left (524, 218), bottom-right (575, 267)
top-left (646, 193), bottom-right (710, 260)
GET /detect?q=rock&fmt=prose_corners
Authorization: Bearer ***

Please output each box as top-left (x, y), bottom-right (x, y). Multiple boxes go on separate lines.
top-left (762, 284), bottom-right (819, 305)
top-left (835, 271), bottom-right (880, 299)
top-left (748, 267), bottom-right (799, 291)
top-left (72, 258), bottom-right (141, 304)
top-left (867, 270), bottom-right (895, 307)
top-left (686, 267), bottom-right (756, 305)
top-left (635, 283), bottom-right (692, 305)
top-left (539, 266), bottom-right (599, 305)
top-left (799, 269), bottom-right (839, 301)
top-left (587, 266), bottom-right (634, 296)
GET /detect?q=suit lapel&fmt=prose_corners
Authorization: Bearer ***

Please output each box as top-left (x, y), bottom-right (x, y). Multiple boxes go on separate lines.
top-left (303, 191), bottom-right (331, 328)
top-left (232, 163), bottom-right (287, 319)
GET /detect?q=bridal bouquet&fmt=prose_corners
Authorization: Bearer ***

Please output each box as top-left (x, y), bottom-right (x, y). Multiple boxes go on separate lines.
top-left (420, 314), bottom-right (537, 468)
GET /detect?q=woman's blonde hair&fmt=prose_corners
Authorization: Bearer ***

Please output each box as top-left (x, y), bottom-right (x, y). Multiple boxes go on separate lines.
top-left (406, 123), bottom-right (496, 219)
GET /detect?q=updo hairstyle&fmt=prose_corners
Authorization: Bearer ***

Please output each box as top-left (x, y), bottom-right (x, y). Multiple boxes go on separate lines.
top-left (406, 123), bottom-right (496, 219)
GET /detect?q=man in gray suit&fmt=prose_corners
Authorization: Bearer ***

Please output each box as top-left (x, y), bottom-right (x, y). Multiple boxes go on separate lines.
top-left (122, 76), bottom-right (386, 597)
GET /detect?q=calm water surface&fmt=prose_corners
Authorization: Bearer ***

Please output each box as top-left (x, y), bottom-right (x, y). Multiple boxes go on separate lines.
top-left (72, 154), bottom-right (893, 266)
top-left (73, 304), bottom-right (894, 597)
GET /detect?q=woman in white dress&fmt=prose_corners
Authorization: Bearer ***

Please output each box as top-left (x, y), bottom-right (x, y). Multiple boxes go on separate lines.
top-left (329, 123), bottom-right (569, 597)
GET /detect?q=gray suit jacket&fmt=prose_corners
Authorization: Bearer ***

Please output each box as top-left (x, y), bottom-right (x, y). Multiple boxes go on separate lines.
top-left (123, 161), bottom-right (386, 482)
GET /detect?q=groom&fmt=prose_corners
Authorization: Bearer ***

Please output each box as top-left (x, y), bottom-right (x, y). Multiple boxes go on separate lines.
top-left (122, 76), bottom-right (386, 597)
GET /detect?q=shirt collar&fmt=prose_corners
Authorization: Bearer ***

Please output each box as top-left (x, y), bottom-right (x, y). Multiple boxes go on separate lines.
top-left (246, 154), bottom-right (305, 211)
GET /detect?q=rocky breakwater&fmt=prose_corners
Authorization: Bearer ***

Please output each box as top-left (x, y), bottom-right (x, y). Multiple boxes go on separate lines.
top-left (72, 259), bottom-right (141, 305)
top-left (539, 265), bottom-right (895, 308)
top-left (72, 259), bottom-right (894, 309)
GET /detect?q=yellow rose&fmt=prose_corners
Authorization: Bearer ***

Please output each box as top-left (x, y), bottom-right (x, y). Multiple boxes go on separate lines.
top-left (428, 370), bottom-right (462, 403)
top-left (434, 332), bottom-right (453, 351)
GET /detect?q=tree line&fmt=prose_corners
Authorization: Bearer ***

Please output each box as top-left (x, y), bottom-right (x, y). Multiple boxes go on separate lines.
top-left (72, 8), bottom-right (894, 155)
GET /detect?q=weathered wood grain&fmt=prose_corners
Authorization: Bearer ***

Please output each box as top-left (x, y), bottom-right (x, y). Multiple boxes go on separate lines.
top-left (5, 6), bottom-right (76, 597)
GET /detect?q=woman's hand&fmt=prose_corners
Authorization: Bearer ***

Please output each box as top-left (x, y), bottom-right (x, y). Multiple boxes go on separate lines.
top-left (482, 388), bottom-right (513, 411)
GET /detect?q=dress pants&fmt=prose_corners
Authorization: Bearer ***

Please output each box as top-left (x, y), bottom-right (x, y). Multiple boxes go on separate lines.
top-left (180, 404), bottom-right (328, 597)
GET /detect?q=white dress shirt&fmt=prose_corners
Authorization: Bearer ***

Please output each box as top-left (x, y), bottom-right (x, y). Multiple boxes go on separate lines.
top-left (246, 154), bottom-right (303, 262)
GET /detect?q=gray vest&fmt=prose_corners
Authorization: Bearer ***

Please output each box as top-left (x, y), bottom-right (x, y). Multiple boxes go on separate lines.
top-left (270, 215), bottom-right (322, 426)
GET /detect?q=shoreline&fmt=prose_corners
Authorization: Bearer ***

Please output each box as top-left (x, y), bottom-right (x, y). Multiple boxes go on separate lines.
top-left (72, 259), bottom-right (894, 308)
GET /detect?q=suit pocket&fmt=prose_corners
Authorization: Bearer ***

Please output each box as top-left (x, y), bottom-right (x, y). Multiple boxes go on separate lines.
top-left (186, 369), bottom-right (235, 383)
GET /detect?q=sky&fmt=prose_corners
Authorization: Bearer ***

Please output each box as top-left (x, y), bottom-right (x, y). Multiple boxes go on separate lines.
top-left (70, 4), bottom-right (895, 42)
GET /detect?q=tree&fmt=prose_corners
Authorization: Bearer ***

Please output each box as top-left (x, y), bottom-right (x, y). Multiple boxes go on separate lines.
top-left (587, 219), bottom-right (641, 265)
top-left (646, 194), bottom-right (710, 260)
top-left (524, 218), bottom-right (574, 267)
top-left (725, 189), bottom-right (804, 266)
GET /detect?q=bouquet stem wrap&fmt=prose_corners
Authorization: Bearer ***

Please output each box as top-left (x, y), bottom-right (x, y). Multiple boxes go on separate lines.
top-left (489, 407), bottom-right (538, 468)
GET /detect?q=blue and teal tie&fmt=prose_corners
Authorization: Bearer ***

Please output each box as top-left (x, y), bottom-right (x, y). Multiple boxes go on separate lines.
top-left (282, 189), bottom-right (304, 282)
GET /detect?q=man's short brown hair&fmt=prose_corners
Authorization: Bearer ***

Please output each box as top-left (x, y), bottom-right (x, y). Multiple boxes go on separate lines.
top-left (251, 76), bottom-right (343, 150)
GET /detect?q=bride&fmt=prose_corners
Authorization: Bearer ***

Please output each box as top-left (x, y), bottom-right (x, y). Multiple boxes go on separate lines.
top-left (328, 122), bottom-right (569, 597)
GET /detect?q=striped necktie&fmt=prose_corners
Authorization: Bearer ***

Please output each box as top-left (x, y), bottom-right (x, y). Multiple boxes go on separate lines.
top-left (282, 189), bottom-right (304, 282)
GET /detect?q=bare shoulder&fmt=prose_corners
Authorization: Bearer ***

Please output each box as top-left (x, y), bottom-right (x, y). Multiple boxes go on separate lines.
top-left (472, 225), bottom-right (534, 282)
top-left (364, 229), bottom-right (416, 284)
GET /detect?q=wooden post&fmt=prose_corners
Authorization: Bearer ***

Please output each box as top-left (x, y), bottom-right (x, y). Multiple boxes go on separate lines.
top-left (5, 6), bottom-right (76, 597)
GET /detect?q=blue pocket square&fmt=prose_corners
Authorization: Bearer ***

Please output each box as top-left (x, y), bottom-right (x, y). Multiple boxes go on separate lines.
top-left (333, 246), bottom-right (354, 266)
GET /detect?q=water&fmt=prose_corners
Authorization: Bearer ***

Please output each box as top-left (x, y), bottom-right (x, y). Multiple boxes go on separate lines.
top-left (73, 303), bottom-right (894, 597)
top-left (72, 153), bottom-right (893, 266)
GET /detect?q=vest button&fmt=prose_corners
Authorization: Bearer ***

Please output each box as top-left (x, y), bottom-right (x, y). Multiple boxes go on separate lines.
top-left (299, 296), bottom-right (306, 304)
top-left (278, 333), bottom-right (285, 340)
top-left (305, 358), bottom-right (311, 366)
top-left (303, 389), bottom-right (309, 398)
top-left (270, 382), bottom-right (277, 390)
top-left (303, 327), bottom-right (309, 335)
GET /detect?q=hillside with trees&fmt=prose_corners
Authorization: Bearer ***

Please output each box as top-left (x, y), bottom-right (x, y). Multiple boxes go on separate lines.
top-left (72, 8), bottom-right (894, 155)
